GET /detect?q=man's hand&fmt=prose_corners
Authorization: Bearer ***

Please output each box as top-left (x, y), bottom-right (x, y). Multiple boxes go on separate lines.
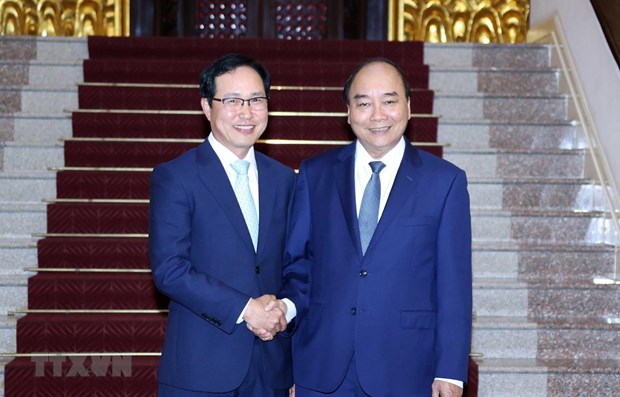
top-left (243, 294), bottom-right (286, 340)
top-left (432, 380), bottom-right (463, 397)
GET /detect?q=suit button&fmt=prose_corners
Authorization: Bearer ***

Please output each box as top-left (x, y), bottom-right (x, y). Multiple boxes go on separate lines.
top-left (350, 307), bottom-right (356, 315)
top-left (255, 266), bottom-right (261, 274)
top-left (359, 270), bottom-right (368, 277)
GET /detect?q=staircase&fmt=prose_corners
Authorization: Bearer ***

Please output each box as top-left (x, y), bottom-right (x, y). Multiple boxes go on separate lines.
top-left (426, 43), bottom-right (620, 396)
top-left (0, 36), bottom-right (88, 395)
top-left (1, 36), bottom-right (619, 397)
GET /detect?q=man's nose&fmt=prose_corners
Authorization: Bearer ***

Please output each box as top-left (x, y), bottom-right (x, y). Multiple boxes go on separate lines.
top-left (238, 102), bottom-right (253, 117)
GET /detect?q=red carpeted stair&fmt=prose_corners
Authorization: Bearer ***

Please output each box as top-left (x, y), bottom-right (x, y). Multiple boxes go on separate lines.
top-left (4, 36), bottom-right (468, 396)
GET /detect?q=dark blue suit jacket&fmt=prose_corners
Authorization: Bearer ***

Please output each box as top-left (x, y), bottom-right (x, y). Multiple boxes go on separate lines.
top-left (281, 141), bottom-right (472, 396)
top-left (149, 140), bottom-right (295, 393)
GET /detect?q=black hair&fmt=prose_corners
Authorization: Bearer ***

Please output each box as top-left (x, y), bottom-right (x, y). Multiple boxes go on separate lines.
top-left (199, 53), bottom-right (271, 106)
top-left (342, 57), bottom-right (411, 103)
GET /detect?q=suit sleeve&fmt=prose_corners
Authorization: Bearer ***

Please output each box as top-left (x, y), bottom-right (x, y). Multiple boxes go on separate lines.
top-left (148, 165), bottom-right (249, 334)
top-left (279, 162), bottom-right (313, 322)
top-left (434, 169), bottom-right (473, 382)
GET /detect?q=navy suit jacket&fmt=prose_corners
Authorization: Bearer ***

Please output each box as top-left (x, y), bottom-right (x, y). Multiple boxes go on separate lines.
top-left (281, 141), bottom-right (472, 397)
top-left (149, 140), bottom-right (295, 392)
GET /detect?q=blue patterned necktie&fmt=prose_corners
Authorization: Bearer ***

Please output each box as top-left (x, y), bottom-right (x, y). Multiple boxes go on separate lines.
top-left (231, 160), bottom-right (259, 251)
top-left (358, 161), bottom-right (386, 255)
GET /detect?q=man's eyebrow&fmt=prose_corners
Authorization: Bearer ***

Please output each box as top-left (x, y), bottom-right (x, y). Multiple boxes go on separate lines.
top-left (352, 91), bottom-right (400, 100)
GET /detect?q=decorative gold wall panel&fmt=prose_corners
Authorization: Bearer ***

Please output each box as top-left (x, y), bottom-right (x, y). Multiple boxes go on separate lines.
top-left (0, 0), bottom-right (129, 36)
top-left (388, 0), bottom-right (530, 43)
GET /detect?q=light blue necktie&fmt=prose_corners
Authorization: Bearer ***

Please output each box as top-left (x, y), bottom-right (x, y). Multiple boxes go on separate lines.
top-left (231, 160), bottom-right (259, 251)
top-left (358, 161), bottom-right (385, 255)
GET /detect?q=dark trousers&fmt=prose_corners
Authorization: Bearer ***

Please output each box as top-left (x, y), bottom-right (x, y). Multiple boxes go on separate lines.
top-left (158, 340), bottom-right (288, 397)
top-left (296, 356), bottom-right (372, 397)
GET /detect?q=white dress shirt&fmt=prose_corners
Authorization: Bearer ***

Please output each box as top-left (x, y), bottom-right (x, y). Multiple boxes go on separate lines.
top-left (208, 134), bottom-right (260, 217)
top-left (207, 134), bottom-right (261, 325)
top-left (354, 138), bottom-right (405, 219)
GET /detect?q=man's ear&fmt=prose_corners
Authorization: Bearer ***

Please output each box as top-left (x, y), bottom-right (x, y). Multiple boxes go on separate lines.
top-left (407, 98), bottom-right (412, 120)
top-left (201, 98), bottom-right (212, 121)
top-left (346, 105), bottom-right (351, 125)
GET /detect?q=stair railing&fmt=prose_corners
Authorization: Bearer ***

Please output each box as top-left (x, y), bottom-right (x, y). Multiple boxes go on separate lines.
top-left (530, 15), bottom-right (620, 279)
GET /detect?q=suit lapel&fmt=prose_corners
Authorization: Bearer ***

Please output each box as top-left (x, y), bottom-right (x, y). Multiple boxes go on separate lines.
top-left (334, 144), bottom-right (361, 252)
top-left (196, 141), bottom-right (255, 251)
top-left (256, 153), bottom-right (275, 255)
top-left (371, 144), bottom-right (423, 245)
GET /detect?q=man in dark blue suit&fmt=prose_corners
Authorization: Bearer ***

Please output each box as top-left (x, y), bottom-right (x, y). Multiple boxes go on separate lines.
top-left (276, 58), bottom-right (472, 397)
top-left (149, 54), bottom-right (295, 397)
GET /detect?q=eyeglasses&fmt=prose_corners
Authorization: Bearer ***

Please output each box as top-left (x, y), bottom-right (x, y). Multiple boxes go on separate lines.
top-left (212, 96), bottom-right (269, 110)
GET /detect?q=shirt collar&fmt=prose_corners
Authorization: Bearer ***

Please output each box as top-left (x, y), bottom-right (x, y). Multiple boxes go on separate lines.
top-left (208, 133), bottom-right (257, 169)
top-left (354, 137), bottom-right (406, 169)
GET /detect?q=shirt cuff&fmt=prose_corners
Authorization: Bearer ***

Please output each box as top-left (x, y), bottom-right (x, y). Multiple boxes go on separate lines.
top-left (236, 298), bottom-right (252, 324)
top-left (434, 378), bottom-right (463, 388)
top-left (281, 298), bottom-right (297, 323)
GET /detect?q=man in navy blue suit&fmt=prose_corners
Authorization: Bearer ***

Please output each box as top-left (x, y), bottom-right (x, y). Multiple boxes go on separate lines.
top-left (274, 58), bottom-right (473, 397)
top-left (149, 53), bottom-right (295, 397)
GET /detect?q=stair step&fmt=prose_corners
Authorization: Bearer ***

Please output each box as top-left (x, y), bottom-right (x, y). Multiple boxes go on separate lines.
top-left (430, 67), bottom-right (560, 95)
top-left (0, 62), bottom-right (29, 86)
top-left (46, 202), bottom-right (148, 234)
top-left (473, 316), bottom-right (539, 359)
top-left (28, 62), bottom-right (83, 89)
top-left (16, 313), bottom-right (166, 352)
top-left (475, 277), bottom-right (620, 319)
top-left (477, 358), bottom-right (548, 397)
top-left (0, 238), bottom-right (37, 275)
top-left (83, 58), bottom-right (430, 88)
top-left (424, 43), bottom-right (551, 69)
top-left (0, 37), bottom-right (36, 61)
top-left (77, 84), bottom-right (435, 114)
top-left (536, 317), bottom-right (620, 361)
top-left (0, 357), bottom-right (8, 397)
top-left (27, 273), bottom-right (166, 310)
top-left (472, 241), bottom-right (617, 281)
top-left (472, 209), bottom-right (617, 245)
top-left (473, 315), bottom-right (620, 361)
top-left (87, 35), bottom-right (425, 63)
top-left (0, 171), bottom-right (56, 203)
top-left (36, 237), bottom-right (148, 269)
top-left (62, 139), bottom-right (442, 170)
top-left (445, 148), bottom-right (587, 179)
top-left (438, 119), bottom-right (584, 151)
top-left (479, 357), bottom-right (620, 397)
top-left (5, 113), bottom-right (72, 145)
top-left (54, 172), bottom-right (613, 213)
top-left (0, 87), bottom-right (78, 115)
top-left (1, 143), bottom-right (63, 172)
top-left (33, 37), bottom-right (88, 63)
top-left (4, 355), bottom-right (159, 396)
top-left (528, 281), bottom-right (620, 320)
top-left (473, 279), bottom-right (529, 317)
top-left (56, 170), bottom-right (152, 199)
top-left (0, 274), bottom-right (29, 313)
top-left (41, 201), bottom-right (616, 244)
top-left (69, 110), bottom-right (439, 142)
top-left (468, 177), bottom-right (611, 212)
top-left (0, 61), bottom-right (83, 90)
top-left (0, 315), bottom-right (17, 353)
top-left (435, 93), bottom-right (568, 122)
top-left (0, 204), bottom-right (47, 238)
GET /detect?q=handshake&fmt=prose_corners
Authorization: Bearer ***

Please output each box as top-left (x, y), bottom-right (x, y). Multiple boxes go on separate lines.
top-left (242, 294), bottom-right (288, 341)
